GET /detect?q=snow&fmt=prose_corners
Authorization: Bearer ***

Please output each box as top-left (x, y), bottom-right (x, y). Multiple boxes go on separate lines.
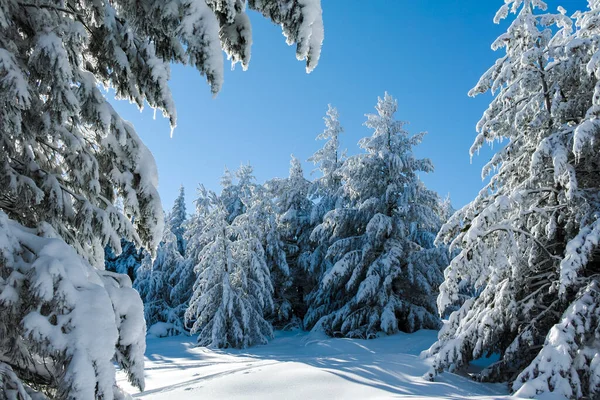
top-left (0, 211), bottom-right (146, 398)
top-left (116, 330), bottom-right (511, 399)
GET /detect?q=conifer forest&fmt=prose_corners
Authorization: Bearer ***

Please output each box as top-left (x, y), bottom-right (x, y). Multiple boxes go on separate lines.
top-left (1, 0), bottom-right (600, 399)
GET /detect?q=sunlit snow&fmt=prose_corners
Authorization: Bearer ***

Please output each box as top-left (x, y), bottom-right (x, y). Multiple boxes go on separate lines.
top-left (117, 330), bottom-right (511, 399)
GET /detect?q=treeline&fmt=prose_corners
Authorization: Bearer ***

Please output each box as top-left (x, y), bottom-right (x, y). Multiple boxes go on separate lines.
top-left (109, 93), bottom-right (452, 346)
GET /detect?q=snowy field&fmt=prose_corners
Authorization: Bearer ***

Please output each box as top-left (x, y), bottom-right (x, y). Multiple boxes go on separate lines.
top-left (117, 330), bottom-right (514, 399)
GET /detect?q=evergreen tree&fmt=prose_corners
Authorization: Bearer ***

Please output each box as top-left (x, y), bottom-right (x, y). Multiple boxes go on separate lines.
top-left (175, 184), bottom-right (215, 330)
top-left (219, 165), bottom-right (256, 223)
top-left (425, 2), bottom-right (600, 398)
top-left (0, 211), bottom-right (147, 399)
top-left (241, 181), bottom-right (292, 326)
top-left (134, 227), bottom-right (186, 335)
top-left (185, 201), bottom-right (273, 348)
top-left (0, 0), bottom-right (323, 394)
top-left (308, 104), bottom-right (346, 225)
top-left (268, 155), bottom-right (314, 324)
top-left (168, 185), bottom-right (187, 256)
top-left (305, 93), bottom-right (448, 338)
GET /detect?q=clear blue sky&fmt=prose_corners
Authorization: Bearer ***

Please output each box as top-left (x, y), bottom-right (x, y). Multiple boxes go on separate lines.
top-left (112, 0), bottom-right (587, 213)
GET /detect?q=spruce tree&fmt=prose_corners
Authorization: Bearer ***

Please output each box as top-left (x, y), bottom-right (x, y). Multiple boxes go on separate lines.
top-left (305, 93), bottom-right (448, 338)
top-left (242, 181), bottom-right (292, 326)
top-left (168, 185), bottom-right (187, 256)
top-left (426, 2), bottom-right (600, 398)
top-left (305, 105), bottom-right (346, 307)
top-left (219, 165), bottom-right (256, 223)
top-left (185, 200), bottom-right (273, 348)
top-left (134, 228), bottom-right (186, 335)
top-left (308, 104), bottom-right (346, 226)
top-left (268, 155), bottom-right (313, 324)
top-left (172, 184), bottom-right (214, 331)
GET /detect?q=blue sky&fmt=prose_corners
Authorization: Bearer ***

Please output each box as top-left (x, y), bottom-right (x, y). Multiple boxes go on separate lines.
top-left (112, 0), bottom-right (587, 213)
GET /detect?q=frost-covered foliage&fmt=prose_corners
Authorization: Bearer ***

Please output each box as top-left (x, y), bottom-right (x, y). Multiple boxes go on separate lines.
top-left (170, 185), bottom-right (214, 330)
top-left (240, 181), bottom-right (290, 326)
top-left (514, 280), bottom-right (600, 399)
top-left (274, 156), bottom-right (312, 251)
top-left (0, 2), bottom-right (165, 269)
top-left (105, 239), bottom-right (145, 281)
top-left (425, 2), bottom-right (600, 398)
top-left (267, 156), bottom-right (313, 325)
top-left (185, 199), bottom-right (274, 348)
top-left (168, 186), bottom-right (187, 256)
top-left (0, 211), bottom-right (145, 399)
top-left (134, 187), bottom-right (192, 336)
top-left (219, 165), bottom-right (256, 223)
top-left (248, 0), bottom-right (324, 73)
top-left (308, 105), bottom-right (346, 225)
top-left (305, 93), bottom-right (448, 338)
top-left (305, 105), bottom-right (346, 306)
top-left (0, 0), bottom-right (323, 394)
top-left (134, 228), bottom-right (186, 336)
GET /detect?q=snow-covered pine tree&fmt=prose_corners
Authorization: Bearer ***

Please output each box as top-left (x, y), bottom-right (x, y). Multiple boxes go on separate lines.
top-left (305, 105), bottom-right (346, 306)
top-left (236, 163), bottom-right (257, 207)
top-left (220, 167), bottom-right (241, 223)
top-left (304, 93), bottom-right (448, 338)
top-left (185, 199), bottom-right (273, 348)
top-left (134, 226), bottom-right (186, 336)
top-left (168, 185), bottom-right (187, 256)
top-left (241, 180), bottom-right (292, 326)
top-left (134, 187), bottom-right (191, 336)
top-left (267, 155), bottom-right (313, 324)
top-left (0, 211), bottom-right (147, 399)
top-left (172, 184), bottom-right (215, 331)
top-left (0, 0), bottom-right (323, 395)
top-left (219, 165), bottom-right (256, 223)
top-left (425, 2), bottom-right (600, 398)
top-left (308, 105), bottom-right (346, 225)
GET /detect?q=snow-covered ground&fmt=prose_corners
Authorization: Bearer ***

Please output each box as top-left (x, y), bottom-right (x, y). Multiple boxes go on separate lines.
top-left (117, 330), bottom-right (515, 399)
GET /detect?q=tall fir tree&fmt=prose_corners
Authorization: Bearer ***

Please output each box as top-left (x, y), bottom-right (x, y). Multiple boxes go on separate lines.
top-left (168, 185), bottom-right (187, 256)
top-left (425, 2), bottom-right (600, 398)
top-left (305, 105), bottom-right (346, 306)
top-left (305, 93), bottom-right (448, 338)
top-left (219, 165), bottom-right (256, 223)
top-left (242, 181), bottom-right (292, 326)
top-left (171, 184), bottom-right (214, 331)
top-left (268, 155), bottom-right (314, 324)
top-left (308, 104), bottom-right (346, 226)
top-left (185, 200), bottom-right (274, 348)
top-left (134, 228), bottom-right (186, 335)
top-left (134, 187), bottom-right (193, 335)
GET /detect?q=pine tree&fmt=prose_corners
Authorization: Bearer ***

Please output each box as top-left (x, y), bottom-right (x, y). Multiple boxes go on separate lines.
top-left (305, 93), bottom-right (448, 338)
top-left (308, 104), bottom-right (346, 225)
top-left (0, 0), bottom-right (323, 395)
top-left (425, 2), bottom-right (600, 398)
top-left (168, 185), bottom-right (187, 256)
top-left (174, 184), bottom-right (215, 331)
top-left (134, 227), bottom-right (186, 336)
top-left (237, 180), bottom-right (291, 326)
top-left (267, 155), bottom-right (313, 324)
top-left (0, 211), bottom-right (147, 399)
top-left (219, 165), bottom-right (256, 223)
top-left (305, 105), bottom-right (346, 308)
top-left (185, 200), bottom-right (273, 348)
